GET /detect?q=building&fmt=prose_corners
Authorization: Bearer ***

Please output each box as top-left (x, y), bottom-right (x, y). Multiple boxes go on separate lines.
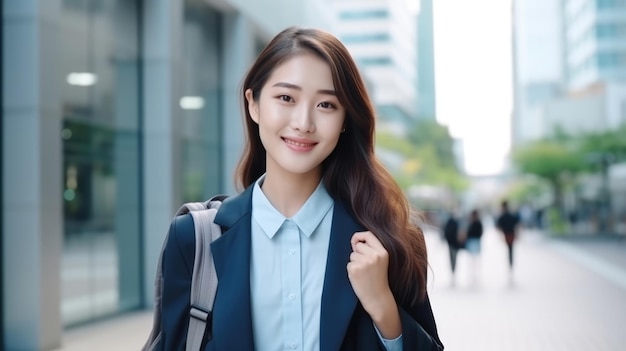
top-left (511, 0), bottom-right (565, 145)
top-left (1, 0), bottom-right (330, 349)
top-left (511, 0), bottom-right (626, 227)
top-left (565, 0), bottom-right (626, 90)
top-left (332, 0), bottom-right (420, 131)
top-left (558, 0), bottom-right (626, 133)
top-left (512, 0), bottom-right (626, 145)
top-left (416, 0), bottom-right (437, 120)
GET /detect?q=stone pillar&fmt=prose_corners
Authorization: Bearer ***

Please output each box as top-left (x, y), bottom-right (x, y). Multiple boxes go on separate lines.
top-left (221, 14), bottom-right (256, 193)
top-left (2, 0), bottom-right (63, 349)
top-left (113, 3), bottom-right (142, 311)
top-left (142, 0), bottom-right (183, 305)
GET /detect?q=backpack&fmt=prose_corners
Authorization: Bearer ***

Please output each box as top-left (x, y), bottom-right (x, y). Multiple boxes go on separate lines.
top-left (142, 195), bottom-right (227, 351)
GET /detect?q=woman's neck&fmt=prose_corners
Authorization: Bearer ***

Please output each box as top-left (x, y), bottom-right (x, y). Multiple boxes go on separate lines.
top-left (261, 172), bottom-right (322, 218)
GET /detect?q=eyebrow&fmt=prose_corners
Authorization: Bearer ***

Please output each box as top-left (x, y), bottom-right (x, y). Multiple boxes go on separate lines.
top-left (272, 82), bottom-right (337, 96)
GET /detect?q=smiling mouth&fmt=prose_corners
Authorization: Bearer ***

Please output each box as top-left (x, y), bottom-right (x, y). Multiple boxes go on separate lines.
top-left (283, 138), bottom-right (316, 148)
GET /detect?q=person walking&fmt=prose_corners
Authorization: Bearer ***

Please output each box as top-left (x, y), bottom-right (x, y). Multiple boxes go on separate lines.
top-left (155, 26), bottom-right (443, 350)
top-left (443, 211), bottom-right (462, 286)
top-left (464, 209), bottom-right (483, 284)
top-left (496, 200), bottom-right (520, 280)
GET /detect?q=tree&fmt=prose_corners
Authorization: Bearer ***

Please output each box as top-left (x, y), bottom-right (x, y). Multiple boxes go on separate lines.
top-left (375, 119), bottom-right (467, 200)
top-left (580, 125), bottom-right (626, 163)
top-left (512, 140), bottom-right (586, 209)
top-left (578, 125), bottom-right (626, 223)
top-left (407, 119), bottom-right (459, 171)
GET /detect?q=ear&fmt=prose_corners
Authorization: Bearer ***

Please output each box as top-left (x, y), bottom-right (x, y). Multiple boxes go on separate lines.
top-left (245, 89), bottom-right (259, 124)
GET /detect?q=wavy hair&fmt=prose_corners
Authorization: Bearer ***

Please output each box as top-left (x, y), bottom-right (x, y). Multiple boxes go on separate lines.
top-left (236, 27), bottom-right (428, 303)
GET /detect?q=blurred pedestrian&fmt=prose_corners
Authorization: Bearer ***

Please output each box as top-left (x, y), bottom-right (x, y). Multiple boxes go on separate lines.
top-left (464, 209), bottom-right (483, 283)
top-left (155, 26), bottom-right (443, 350)
top-left (443, 211), bottom-right (462, 285)
top-left (496, 200), bottom-right (520, 279)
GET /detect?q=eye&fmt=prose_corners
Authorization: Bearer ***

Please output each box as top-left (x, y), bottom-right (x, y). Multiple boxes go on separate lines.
top-left (318, 101), bottom-right (336, 109)
top-left (277, 95), bottom-right (293, 103)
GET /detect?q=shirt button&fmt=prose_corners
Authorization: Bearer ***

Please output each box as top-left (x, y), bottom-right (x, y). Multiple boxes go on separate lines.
top-left (289, 249), bottom-right (295, 255)
top-left (290, 343), bottom-right (297, 349)
top-left (288, 293), bottom-right (295, 300)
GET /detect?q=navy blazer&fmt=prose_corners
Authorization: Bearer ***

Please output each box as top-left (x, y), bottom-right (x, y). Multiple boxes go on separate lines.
top-left (160, 185), bottom-right (444, 350)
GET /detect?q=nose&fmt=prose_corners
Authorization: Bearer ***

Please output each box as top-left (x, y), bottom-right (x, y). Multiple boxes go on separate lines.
top-left (290, 103), bottom-right (315, 133)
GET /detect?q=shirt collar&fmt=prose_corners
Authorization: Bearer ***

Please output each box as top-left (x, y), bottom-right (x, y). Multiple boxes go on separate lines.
top-left (252, 175), bottom-right (333, 239)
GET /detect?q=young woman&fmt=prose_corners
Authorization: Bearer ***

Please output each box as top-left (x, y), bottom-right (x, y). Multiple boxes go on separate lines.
top-left (161, 26), bottom-right (443, 351)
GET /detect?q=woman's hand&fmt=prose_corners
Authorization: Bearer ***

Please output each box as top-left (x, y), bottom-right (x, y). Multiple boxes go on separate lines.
top-left (347, 231), bottom-right (401, 339)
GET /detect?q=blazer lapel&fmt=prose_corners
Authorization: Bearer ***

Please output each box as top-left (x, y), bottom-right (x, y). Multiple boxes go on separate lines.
top-left (209, 189), bottom-right (364, 351)
top-left (210, 187), bottom-right (255, 350)
top-left (320, 201), bottom-right (363, 351)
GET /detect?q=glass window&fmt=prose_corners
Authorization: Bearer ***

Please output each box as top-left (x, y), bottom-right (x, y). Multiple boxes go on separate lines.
top-left (180, 3), bottom-right (223, 202)
top-left (595, 23), bottom-right (624, 38)
top-left (598, 52), bottom-right (620, 67)
top-left (339, 9), bottom-right (389, 20)
top-left (59, 0), bottom-right (141, 326)
top-left (596, 0), bottom-right (626, 8)
top-left (342, 33), bottom-right (391, 44)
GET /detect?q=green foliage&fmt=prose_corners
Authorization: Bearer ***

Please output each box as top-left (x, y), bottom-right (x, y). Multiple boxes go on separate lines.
top-left (580, 125), bottom-right (626, 165)
top-left (512, 140), bottom-right (586, 182)
top-left (407, 120), bottom-right (459, 170)
top-left (375, 119), bottom-right (467, 195)
top-left (512, 139), bottom-right (586, 208)
top-left (511, 125), bottom-right (626, 209)
top-left (376, 132), bottom-right (418, 158)
top-left (546, 207), bottom-right (568, 235)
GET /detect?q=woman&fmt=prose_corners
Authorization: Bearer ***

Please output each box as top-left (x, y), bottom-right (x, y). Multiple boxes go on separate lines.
top-left (161, 26), bottom-right (443, 350)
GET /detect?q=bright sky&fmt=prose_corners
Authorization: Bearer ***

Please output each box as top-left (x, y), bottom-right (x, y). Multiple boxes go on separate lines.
top-left (433, 0), bottom-right (513, 176)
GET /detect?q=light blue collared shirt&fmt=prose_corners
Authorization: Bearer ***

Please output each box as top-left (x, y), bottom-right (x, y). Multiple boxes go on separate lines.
top-left (250, 176), bottom-right (402, 351)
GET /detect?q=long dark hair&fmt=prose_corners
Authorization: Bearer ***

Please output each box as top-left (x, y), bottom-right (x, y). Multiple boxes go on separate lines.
top-left (236, 27), bottom-right (428, 304)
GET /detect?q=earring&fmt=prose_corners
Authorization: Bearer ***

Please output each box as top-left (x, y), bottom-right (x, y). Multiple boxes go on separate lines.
top-left (341, 128), bottom-right (346, 133)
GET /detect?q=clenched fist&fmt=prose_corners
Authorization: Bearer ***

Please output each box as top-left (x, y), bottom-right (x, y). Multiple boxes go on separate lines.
top-left (347, 231), bottom-right (401, 339)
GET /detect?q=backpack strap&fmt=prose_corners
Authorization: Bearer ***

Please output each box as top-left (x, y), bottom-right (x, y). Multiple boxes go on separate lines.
top-left (176, 195), bottom-right (226, 351)
top-left (141, 241), bottom-right (167, 351)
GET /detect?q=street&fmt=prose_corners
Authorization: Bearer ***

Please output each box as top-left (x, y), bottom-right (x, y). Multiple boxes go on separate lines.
top-left (427, 224), bottom-right (626, 351)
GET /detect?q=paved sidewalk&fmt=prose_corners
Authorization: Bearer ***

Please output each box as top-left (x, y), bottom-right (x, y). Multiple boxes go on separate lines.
top-left (54, 226), bottom-right (626, 351)
top-left (53, 310), bottom-right (152, 351)
top-left (426, 226), bottom-right (626, 351)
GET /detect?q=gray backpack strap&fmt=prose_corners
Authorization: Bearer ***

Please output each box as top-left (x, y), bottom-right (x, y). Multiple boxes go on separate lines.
top-left (180, 197), bottom-right (224, 351)
top-left (141, 239), bottom-right (167, 351)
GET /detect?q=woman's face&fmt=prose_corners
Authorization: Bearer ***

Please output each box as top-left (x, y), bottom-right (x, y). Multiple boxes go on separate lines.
top-left (246, 52), bottom-right (346, 181)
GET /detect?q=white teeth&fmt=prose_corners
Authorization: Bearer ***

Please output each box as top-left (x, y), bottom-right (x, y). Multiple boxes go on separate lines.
top-left (285, 139), bottom-right (313, 147)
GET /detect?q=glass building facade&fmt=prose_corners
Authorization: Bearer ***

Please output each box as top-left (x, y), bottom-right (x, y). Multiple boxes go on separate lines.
top-left (58, 0), bottom-right (143, 327)
top-left (333, 0), bottom-right (419, 130)
top-left (2, 0), bottom-right (318, 349)
top-left (565, 0), bottom-right (626, 88)
top-left (416, 0), bottom-right (437, 120)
